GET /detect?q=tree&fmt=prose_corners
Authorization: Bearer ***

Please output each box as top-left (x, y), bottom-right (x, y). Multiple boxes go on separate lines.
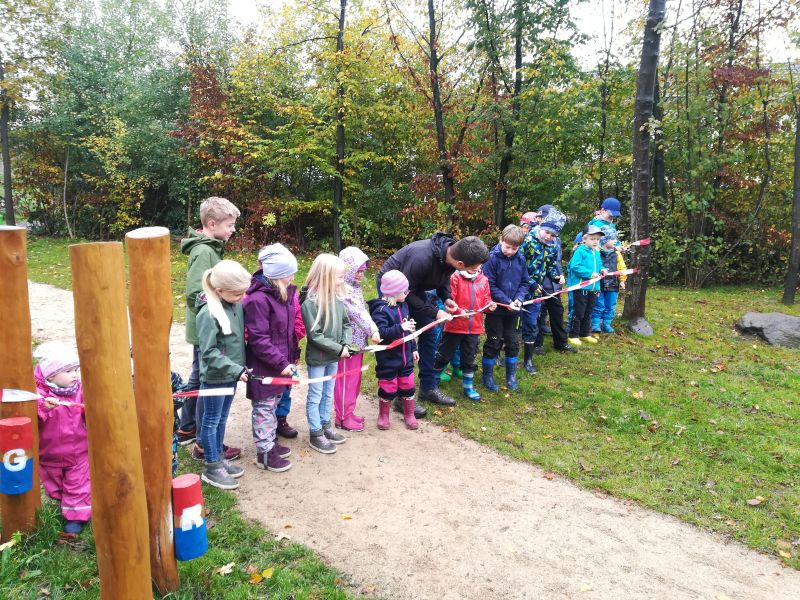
top-left (783, 59), bottom-right (800, 304)
top-left (332, 0), bottom-right (347, 251)
top-left (622, 0), bottom-right (666, 334)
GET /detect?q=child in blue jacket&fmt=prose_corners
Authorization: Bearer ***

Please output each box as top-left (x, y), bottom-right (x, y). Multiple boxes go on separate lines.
top-left (567, 225), bottom-right (605, 345)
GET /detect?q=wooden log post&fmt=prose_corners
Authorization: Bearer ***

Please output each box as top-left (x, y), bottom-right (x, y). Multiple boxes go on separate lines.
top-left (125, 227), bottom-right (179, 593)
top-left (0, 226), bottom-right (40, 539)
top-left (69, 242), bottom-right (152, 599)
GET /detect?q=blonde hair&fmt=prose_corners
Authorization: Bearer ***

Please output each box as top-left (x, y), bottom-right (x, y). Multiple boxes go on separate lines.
top-left (385, 295), bottom-right (400, 307)
top-left (268, 277), bottom-right (290, 303)
top-left (304, 253), bottom-right (346, 332)
top-left (200, 196), bottom-right (240, 226)
top-left (201, 259), bottom-right (251, 334)
top-left (501, 224), bottom-right (525, 247)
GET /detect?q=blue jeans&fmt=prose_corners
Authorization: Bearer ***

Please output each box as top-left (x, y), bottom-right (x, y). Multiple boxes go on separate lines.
top-left (305, 363), bottom-right (337, 432)
top-left (276, 388), bottom-right (292, 418)
top-left (592, 291), bottom-right (619, 325)
top-left (199, 382), bottom-right (236, 464)
top-left (520, 302), bottom-right (543, 344)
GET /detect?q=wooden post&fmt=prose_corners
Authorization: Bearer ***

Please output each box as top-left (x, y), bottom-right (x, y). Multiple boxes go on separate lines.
top-left (125, 227), bottom-right (179, 593)
top-left (0, 226), bottom-right (40, 538)
top-left (69, 242), bottom-right (152, 599)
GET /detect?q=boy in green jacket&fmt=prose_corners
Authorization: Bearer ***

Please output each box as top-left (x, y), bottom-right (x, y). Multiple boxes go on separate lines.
top-left (177, 197), bottom-right (241, 461)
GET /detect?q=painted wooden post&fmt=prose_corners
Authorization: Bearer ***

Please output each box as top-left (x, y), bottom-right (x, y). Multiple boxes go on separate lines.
top-left (0, 417), bottom-right (34, 496)
top-left (0, 226), bottom-right (40, 538)
top-left (69, 242), bottom-right (152, 599)
top-left (125, 227), bottom-right (179, 593)
top-left (172, 474), bottom-right (208, 561)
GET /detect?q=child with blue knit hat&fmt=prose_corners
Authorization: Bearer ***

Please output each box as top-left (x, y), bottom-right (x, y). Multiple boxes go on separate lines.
top-left (592, 227), bottom-right (627, 333)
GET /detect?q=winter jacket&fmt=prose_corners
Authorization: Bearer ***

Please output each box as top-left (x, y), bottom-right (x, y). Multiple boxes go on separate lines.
top-left (482, 245), bottom-right (529, 315)
top-left (182, 229), bottom-right (224, 345)
top-left (376, 233), bottom-right (457, 321)
top-left (567, 244), bottom-right (602, 292)
top-left (443, 271), bottom-right (492, 335)
top-left (340, 247), bottom-right (379, 348)
top-left (35, 366), bottom-right (87, 467)
top-left (293, 294), bottom-right (306, 341)
top-left (368, 298), bottom-right (417, 377)
top-left (196, 296), bottom-right (246, 384)
top-left (520, 227), bottom-right (560, 296)
top-left (243, 271), bottom-right (300, 398)
top-left (301, 295), bottom-right (352, 366)
top-left (541, 237), bottom-right (564, 294)
top-left (600, 249), bottom-right (628, 292)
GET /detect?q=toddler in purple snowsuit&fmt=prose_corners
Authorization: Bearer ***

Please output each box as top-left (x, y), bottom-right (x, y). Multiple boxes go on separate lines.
top-left (33, 341), bottom-right (91, 535)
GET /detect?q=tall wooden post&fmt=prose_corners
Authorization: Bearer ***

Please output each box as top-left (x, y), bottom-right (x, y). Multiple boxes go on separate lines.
top-left (0, 226), bottom-right (40, 538)
top-left (126, 227), bottom-right (179, 593)
top-left (70, 242), bottom-right (152, 599)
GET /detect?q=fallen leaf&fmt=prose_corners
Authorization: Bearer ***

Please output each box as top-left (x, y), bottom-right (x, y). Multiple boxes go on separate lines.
top-left (747, 405), bottom-right (759, 414)
top-left (580, 584), bottom-right (593, 592)
top-left (633, 390), bottom-right (644, 399)
top-left (628, 373), bottom-right (636, 380)
top-left (246, 565), bottom-right (259, 575)
top-left (779, 550), bottom-right (792, 559)
top-left (689, 380), bottom-right (698, 387)
top-left (639, 410), bottom-right (650, 421)
top-left (274, 532), bottom-right (291, 541)
top-left (249, 573), bottom-right (263, 585)
top-left (0, 539), bottom-right (17, 552)
top-left (746, 496), bottom-right (765, 506)
top-left (262, 567), bottom-right (274, 579)
top-left (648, 420), bottom-right (660, 433)
top-left (578, 460), bottom-right (590, 472)
top-left (777, 539), bottom-right (792, 550)
top-left (671, 458), bottom-right (682, 466)
top-left (480, 426), bottom-right (487, 431)
top-left (340, 514), bottom-right (353, 520)
top-left (216, 562), bottom-right (235, 576)
top-left (363, 585), bottom-right (378, 594)
top-left (433, 409), bottom-right (443, 417)
top-left (283, 523), bottom-right (293, 528)
top-left (543, 434), bottom-right (553, 439)
top-left (544, 472), bottom-right (556, 480)
top-left (39, 588), bottom-right (50, 597)
top-left (441, 426), bottom-right (451, 432)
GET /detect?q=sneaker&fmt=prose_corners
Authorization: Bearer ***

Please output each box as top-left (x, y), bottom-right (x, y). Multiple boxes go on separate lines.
top-left (309, 430), bottom-right (337, 454)
top-left (256, 449), bottom-right (292, 472)
top-left (191, 443), bottom-right (204, 461)
top-left (556, 345), bottom-right (578, 353)
top-left (580, 336), bottom-right (599, 344)
top-left (176, 428), bottom-right (196, 446)
top-left (192, 443), bottom-right (242, 461)
top-left (532, 345), bottom-right (546, 356)
top-left (567, 337), bottom-right (583, 346)
top-left (63, 520), bottom-right (84, 535)
top-left (223, 459), bottom-right (244, 479)
top-left (201, 462), bottom-right (239, 490)
top-left (273, 442), bottom-right (292, 458)
top-left (419, 388), bottom-right (456, 406)
top-left (322, 422), bottom-right (346, 445)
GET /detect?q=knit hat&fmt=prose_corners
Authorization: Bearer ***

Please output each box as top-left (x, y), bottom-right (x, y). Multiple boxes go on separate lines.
top-left (600, 226), bottom-right (618, 246)
top-left (537, 204), bottom-right (555, 217)
top-left (601, 197), bottom-right (622, 217)
top-left (540, 209), bottom-right (567, 234)
top-left (520, 211), bottom-right (539, 225)
top-left (258, 243), bottom-right (298, 279)
top-left (34, 341), bottom-right (80, 379)
top-left (380, 270), bottom-right (409, 297)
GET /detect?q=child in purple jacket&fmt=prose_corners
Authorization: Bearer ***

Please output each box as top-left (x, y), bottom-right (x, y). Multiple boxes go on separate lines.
top-left (244, 244), bottom-right (300, 473)
top-left (34, 341), bottom-right (91, 535)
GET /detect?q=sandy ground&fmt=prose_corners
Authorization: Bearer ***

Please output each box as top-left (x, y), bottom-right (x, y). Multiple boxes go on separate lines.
top-left (28, 280), bottom-right (800, 600)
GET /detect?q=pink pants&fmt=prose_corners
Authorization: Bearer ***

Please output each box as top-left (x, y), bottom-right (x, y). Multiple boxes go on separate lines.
top-left (378, 371), bottom-right (416, 400)
top-left (40, 456), bottom-right (92, 522)
top-left (333, 353), bottom-right (363, 422)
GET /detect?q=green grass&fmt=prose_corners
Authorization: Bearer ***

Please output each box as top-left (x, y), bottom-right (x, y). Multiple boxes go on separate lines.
top-left (0, 451), bottom-right (357, 599)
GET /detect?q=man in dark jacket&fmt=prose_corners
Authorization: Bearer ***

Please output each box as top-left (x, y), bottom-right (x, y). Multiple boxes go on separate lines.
top-left (377, 233), bottom-right (489, 415)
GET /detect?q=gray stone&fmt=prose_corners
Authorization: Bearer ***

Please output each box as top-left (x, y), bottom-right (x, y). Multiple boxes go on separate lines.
top-left (736, 312), bottom-right (800, 348)
top-left (627, 317), bottom-right (654, 336)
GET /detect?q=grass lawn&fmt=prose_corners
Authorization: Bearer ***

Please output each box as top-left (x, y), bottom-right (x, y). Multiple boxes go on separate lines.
top-left (15, 234), bottom-right (800, 586)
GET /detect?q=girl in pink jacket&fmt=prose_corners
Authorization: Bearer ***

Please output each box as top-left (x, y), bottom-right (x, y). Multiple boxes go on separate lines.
top-left (33, 341), bottom-right (91, 535)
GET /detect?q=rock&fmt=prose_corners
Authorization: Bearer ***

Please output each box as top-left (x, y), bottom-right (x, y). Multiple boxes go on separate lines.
top-left (736, 312), bottom-right (800, 348)
top-left (627, 317), bottom-right (654, 336)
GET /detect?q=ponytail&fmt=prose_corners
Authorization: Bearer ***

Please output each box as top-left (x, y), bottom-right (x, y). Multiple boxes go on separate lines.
top-left (201, 259), bottom-right (251, 334)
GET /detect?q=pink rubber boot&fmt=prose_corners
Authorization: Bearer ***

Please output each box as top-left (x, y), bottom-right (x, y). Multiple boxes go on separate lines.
top-left (402, 397), bottom-right (418, 430)
top-left (377, 399), bottom-right (391, 430)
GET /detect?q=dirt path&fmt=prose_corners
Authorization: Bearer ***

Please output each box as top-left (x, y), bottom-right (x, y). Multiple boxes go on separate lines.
top-left (28, 280), bottom-right (800, 599)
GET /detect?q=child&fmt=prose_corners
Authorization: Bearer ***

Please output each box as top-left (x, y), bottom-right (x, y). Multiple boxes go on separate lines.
top-left (519, 211), bottom-right (540, 236)
top-left (196, 259), bottom-right (250, 489)
top-left (433, 268), bottom-right (494, 401)
top-left (567, 225), bottom-right (605, 345)
top-left (301, 254), bottom-right (352, 454)
top-left (243, 243), bottom-right (300, 473)
top-left (335, 247), bottom-right (380, 431)
top-left (588, 197), bottom-right (622, 234)
top-left (592, 228), bottom-right (627, 333)
top-left (33, 341), bottom-right (90, 535)
top-left (368, 270), bottom-right (419, 429)
top-left (179, 196), bottom-right (242, 464)
top-left (275, 293), bottom-right (306, 439)
top-left (482, 224), bottom-right (529, 392)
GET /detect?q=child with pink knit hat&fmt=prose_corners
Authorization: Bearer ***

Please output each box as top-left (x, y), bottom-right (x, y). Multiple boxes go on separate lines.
top-left (33, 341), bottom-right (91, 536)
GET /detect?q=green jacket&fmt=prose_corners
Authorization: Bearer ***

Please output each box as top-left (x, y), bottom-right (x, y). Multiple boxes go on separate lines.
top-left (196, 297), bottom-right (246, 384)
top-left (182, 228), bottom-right (224, 344)
top-left (301, 295), bottom-right (352, 367)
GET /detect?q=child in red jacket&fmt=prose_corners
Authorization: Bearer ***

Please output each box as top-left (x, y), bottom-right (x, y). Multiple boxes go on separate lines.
top-left (433, 269), bottom-right (495, 401)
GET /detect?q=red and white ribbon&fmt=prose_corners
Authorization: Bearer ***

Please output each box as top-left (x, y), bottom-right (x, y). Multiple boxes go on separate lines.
top-left (258, 364), bottom-right (370, 386)
top-left (173, 388), bottom-right (235, 398)
top-left (523, 268), bottom-right (637, 306)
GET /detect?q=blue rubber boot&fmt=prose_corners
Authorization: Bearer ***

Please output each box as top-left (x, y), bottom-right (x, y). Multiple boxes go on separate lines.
top-left (602, 320), bottom-right (615, 333)
top-left (505, 357), bottom-right (519, 391)
top-left (462, 372), bottom-right (481, 401)
top-left (481, 358), bottom-right (500, 392)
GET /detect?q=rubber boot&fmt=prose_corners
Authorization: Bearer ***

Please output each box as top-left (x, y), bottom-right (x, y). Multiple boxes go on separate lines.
top-left (337, 389), bottom-right (364, 431)
top-left (505, 357), bottom-right (519, 391)
top-left (602, 319), bottom-right (615, 333)
top-left (377, 399), bottom-right (392, 430)
top-left (523, 344), bottom-right (538, 374)
top-left (481, 358), bottom-right (499, 392)
top-left (402, 397), bottom-right (418, 430)
top-left (462, 372), bottom-right (481, 401)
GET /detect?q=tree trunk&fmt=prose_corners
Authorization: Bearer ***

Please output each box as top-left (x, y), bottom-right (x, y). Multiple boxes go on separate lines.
top-left (0, 59), bottom-right (14, 226)
top-left (62, 147), bottom-right (74, 238)
top-left (332, 0), bottom-right (347, 252)
top-left (783, 71), bottom-right (800, 304)
top-left (427, 0), bottom-right (456, 226)
top-left (652, 77), bottom-right (666, 199)
top-left (622, 0), bottom-right (666, 333)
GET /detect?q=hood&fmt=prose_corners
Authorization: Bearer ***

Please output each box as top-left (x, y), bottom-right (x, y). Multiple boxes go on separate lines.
top-left (367, 298), bottom-right (389, 312)
top-left (430, 232), bottom-right (456, 264)
top-left (490, 243), bottom-right (517, 260)
top-left (180, 228), bottom-right (223, 257)
top-left (340, 246), bottom-right (370, 285)
top-left (531, 226), bottom-right (557, 247)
